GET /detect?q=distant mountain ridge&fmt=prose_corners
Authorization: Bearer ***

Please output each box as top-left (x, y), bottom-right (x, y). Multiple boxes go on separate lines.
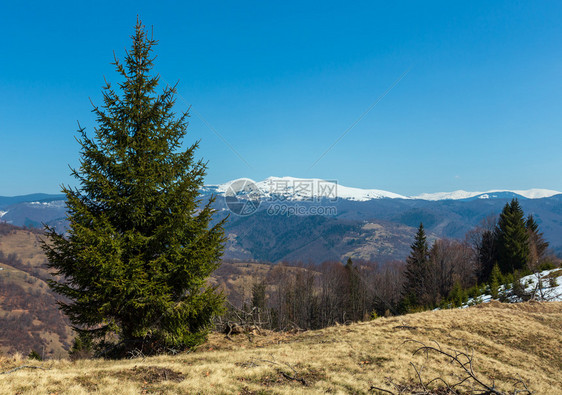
top-left (2, 177), bottom-right (560, 206)
top-left (203, 176), bottom-right (562, 202)
top-left (412, 189), bottom-right (562, 201)
top-left (0, 193), bottom-right (66, 207)
top-left (2, 178), bottom-right (562, 263)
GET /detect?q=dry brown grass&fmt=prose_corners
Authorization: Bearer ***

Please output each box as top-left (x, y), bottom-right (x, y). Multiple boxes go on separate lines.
top-left (0, 301), bottom-right (560, 394)
top-left (0, 229), bottom-right (47, 269)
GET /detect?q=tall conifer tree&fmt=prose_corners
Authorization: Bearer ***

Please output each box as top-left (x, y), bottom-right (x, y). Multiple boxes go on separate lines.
top-left (478, 229), bottom-right (498, 283)
top-left (401, 223), bottom-right (431, 310)
top-left (42, 20), bottom-right (226, 356)
top-left (495, 199), bottom-right (529, 274)
top-left (525, 214), bottom-right (549, 268)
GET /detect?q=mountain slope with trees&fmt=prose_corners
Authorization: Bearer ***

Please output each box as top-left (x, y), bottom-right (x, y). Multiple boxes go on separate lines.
top-left (0, 224), bottom-right (72, 358)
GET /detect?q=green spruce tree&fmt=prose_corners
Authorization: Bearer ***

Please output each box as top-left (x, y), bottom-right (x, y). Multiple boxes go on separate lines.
top-left (525, 214), bottom-right (549, 270)
top-left (489, 263), bottom-right (502, 299)
top-left (448, 281), bottom-right (467, 308)
top-left (495, 199), bottom-right (530, 274)
top-left (401, 223), bottom-right (431, 311)
top-left (477, 229), bottom-right (498, 283)
top-left (42, 20), bottom-right (226, 357)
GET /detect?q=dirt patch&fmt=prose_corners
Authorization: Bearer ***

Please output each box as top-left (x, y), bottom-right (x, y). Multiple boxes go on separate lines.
top-left (112, 366), bottom-right (185, 384)
top-left (377, 381), bottom-right (452, 394)
top-left (473, 300), bottom-right (561, 313)
top-left (74, 375), bottom-right (99, 391)
top-left (203, 330), bottom-right (298, 351)
top-left (242, 364), bottom-right (326, 388)
top-left (357, 354), bottom-right (391, 367)
top-left (238, 386), bottom-right (269, 395)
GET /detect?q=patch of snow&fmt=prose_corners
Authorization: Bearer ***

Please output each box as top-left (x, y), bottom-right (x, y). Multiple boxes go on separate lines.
top-left (412, 190), bottom-right (479, 201)
top-left (412, 188), bottom-right (561, 201)
top-left (509, 188), bottom-right (562, 199)
top-left (462, 268), bottom-right (562, 308)
top-left (26, 200), bottom-right (66, 208)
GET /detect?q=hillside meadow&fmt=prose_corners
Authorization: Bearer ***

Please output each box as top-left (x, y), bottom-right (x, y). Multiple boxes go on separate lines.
top-left (0, 301), bottom-right (560, 394)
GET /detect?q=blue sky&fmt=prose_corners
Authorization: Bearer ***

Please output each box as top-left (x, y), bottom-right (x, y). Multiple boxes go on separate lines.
top-left (1, 1), bottom-right (562, 196)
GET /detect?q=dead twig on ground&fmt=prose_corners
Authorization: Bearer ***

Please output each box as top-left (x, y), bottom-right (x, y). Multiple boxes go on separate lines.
top-left (394, 325), bottom-right (418, 330)
top-left (252, 357), bottom-right (308, 386)
top-left (369, 340), bottom-right (532, 394)
top-left (0, 365), bottom-right (49, 375)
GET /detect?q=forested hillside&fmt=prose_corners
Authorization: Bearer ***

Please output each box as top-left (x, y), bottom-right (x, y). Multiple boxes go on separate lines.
top-left (0, 224), bottom-right (72, 357)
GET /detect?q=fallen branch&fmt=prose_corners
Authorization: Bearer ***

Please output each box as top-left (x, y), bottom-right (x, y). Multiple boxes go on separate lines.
top-left (394, 325), bottom-right (418, 330)
top-left (252, 358), bottom-right (308, 386)
top-left (369, 340), bottom-right (532, 394)
top-left (279, 371), bottom-right (307, 385)
top-left (368, 385), bottom-right (395, 394)
top-left (407, 340), bottom-right (503, 394)
top-left (0, 365), bottom-right (49, 375)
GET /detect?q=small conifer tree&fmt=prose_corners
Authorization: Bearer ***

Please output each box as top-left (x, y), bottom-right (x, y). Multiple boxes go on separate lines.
top-left (28, 350), bottom-right (42, 361)
top-left (489, 263), bottom-right (502, 299)
top-left (448, 281), bottom-right (466, 307)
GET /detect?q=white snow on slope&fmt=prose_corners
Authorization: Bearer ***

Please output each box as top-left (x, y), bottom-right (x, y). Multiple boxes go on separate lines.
top-left (413, 190), bottom-right (480, 201)
top-left (207, 177), bottom-right (561, 202)
top-left (212, 176), bottom-right (406, 201)
top-left (508, 188), bottom-right (562, 199)
top-left (27, 200), bottom-right (66, 208)
top-left (257, 176), bottom-right (407, 201)
top-left (414, 188), bottom-right (562, 201)
top-left (462, 269), bottom-right (562, 308)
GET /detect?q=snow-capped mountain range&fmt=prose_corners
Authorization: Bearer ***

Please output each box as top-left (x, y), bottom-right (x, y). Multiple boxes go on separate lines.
top-left (203, 176), bottom-right (562, 202)
top-left (2, 178), bottom-right (562, 263)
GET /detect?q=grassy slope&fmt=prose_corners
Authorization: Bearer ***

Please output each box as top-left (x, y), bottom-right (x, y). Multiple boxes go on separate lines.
top-left (0, 302), bottom-right (560, 394)
top-left (0, 228), bottom-right (46, 267)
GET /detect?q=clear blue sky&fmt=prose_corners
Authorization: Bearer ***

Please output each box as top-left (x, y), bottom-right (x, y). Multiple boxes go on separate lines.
top-left (2, 1), bottom-right (562, 196)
